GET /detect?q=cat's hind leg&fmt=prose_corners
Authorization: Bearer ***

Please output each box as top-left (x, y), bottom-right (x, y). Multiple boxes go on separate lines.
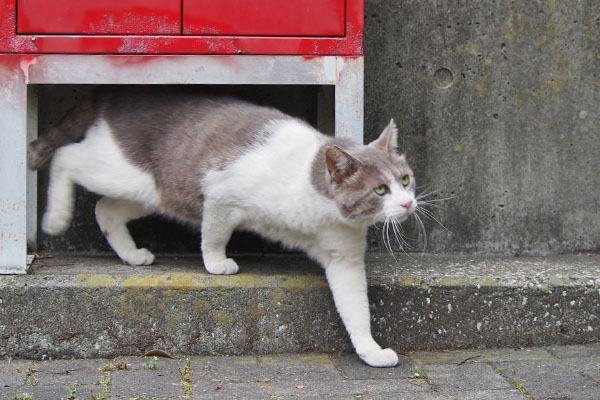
top-left (95, 197), bottom-right (155, 266)
top-left (41, 145), bottom-right (78, 235)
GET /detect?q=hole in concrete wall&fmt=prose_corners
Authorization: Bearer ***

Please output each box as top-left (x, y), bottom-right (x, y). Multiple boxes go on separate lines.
top-left (434, 68), bottom-right (454, 89)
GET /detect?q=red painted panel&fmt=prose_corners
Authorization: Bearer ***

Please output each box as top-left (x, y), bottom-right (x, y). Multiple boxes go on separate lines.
top-left (183, 0), bottom-right (345, 36)
top-left (17, 0), bottom-right (181, 35)
top-left (1, 0), bottom-right (363, 55)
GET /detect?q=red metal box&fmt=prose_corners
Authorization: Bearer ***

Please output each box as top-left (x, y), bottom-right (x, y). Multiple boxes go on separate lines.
top-left (2, 0), bottom-right (362, 55)
top-left (17, 0), bottom-right (182, 35)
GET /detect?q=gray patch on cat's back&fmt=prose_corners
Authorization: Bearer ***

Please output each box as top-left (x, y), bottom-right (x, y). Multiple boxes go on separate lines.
top-left (101, 87), bottom-right (293, 221)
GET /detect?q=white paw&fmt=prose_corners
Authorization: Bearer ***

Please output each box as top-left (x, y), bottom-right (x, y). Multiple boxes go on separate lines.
top-left (205, 258), bottom-right (239, 275)
top-left (359, 348), bottom-right (399, 368)
top-left (121, 248), bottom-right (155, 266)
top-left (41, 211), bottom-right (70, 235)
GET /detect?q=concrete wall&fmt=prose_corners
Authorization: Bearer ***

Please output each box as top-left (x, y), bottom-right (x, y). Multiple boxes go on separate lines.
top-left (364, 0), bottom-right (599, 254)
top-left (35, 1), bottom-right (599, 255)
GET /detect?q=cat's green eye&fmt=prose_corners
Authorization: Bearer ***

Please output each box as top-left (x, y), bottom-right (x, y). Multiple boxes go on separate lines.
top-left (375, 185), bottom-right (388, 196)
top-left (401, 175), bottom-right (410, 186)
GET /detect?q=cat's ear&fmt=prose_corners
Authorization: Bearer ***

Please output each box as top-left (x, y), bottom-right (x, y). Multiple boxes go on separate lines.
top-left (369, 119), bottom-right (398, 153)
top-left (325, 146), bottom-right (361, 183)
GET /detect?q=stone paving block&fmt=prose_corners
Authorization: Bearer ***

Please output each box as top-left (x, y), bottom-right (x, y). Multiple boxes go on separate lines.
top-left (410, 347), bottom-right (555, 365)
top-left (581, 361), bottom-right (600, 386)
top-left (1, 359), bottom-right (112, 400)
top-left (330, 354), bottom-right (413, 380)
top-left (0, 359), bottom-right (32, 388)
top-left (107, 358), bottom-right (185, 398)
top-left (423, 363), bottom-right (514, 392)
top-left (269, 377), bottom-right (430, 398)
top-left (495, 359), bottom-right (600, 400)
top-left (191, 382), bottom-right (272, 400)
top-left (198, 354), bottom-right (341, 383)
top-left (367, 390), bottom-right (528, 400)
top-left (255, 354), bottom-right (342, 380)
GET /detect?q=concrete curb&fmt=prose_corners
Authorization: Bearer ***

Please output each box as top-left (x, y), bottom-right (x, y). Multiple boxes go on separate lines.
top-left (1, 253), bottom-right (598, 359)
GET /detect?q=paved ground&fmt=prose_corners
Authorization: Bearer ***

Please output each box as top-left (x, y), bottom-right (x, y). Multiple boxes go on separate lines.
top-left (1, 344), bottom-right (599, 399)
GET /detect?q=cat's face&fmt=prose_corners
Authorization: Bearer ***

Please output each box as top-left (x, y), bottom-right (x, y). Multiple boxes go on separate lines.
top-left (325, 120), bottom-right (416, 224)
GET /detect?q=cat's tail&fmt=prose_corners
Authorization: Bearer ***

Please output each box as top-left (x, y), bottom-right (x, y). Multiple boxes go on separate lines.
top-left (27, 93), bottom-right (97, 170)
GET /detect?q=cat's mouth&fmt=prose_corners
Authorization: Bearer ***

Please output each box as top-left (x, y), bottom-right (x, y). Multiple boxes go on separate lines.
top-left (387, 207), bottom-right (413, 222)
top-left (373, 210), bottom-right (411, 224)
top-left (391, 212), bottom-right (410, 223)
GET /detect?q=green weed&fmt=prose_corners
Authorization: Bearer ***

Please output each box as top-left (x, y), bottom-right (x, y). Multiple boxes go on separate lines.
top-left (512, 377), bottom-right (530, 397)
top-left (143, 356), bottom-right (158, 370)
top-left (179, 357), bottom-right (193, 398)
top-left (13, 389), bottom-right (34, 400)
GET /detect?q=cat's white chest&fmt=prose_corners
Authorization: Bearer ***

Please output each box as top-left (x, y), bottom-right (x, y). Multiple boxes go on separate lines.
top-left (203, 120), bottom-right (337, 235)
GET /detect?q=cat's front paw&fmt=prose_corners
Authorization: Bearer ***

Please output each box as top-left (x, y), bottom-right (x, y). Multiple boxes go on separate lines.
top-left (359, 348), bottom-right (399, 368)
top-left (121, 248), bottom-right (155, 266)
top-left (205, 258), bottom-right (239, 275)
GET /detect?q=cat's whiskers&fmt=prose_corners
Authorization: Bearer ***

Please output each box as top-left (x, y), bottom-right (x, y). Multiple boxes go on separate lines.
top-left (415, 206), bottom-right (451, 233)
top-left (416, 190), bottom-right (456, 207)
top-left (391, 217), bottom-right (413, 251)
top-left (375, 212), bottom-right (415, 260)
top-left (412, 211), bottom-right (428, 252)
top-left (381, 218), bottom-right (398, 262)
top-left (392, 218), bottom-right (416, 260)
top-left (375, 190), bottom-right (453, 257)
top-left (415, 190), bottom-right (453, 235)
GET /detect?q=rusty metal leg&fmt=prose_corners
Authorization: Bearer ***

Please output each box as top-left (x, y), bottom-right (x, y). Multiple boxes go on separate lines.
top-left (335, 56), bottom-right (364, 144)
top-left (0, 56), bottom-right (29, 274)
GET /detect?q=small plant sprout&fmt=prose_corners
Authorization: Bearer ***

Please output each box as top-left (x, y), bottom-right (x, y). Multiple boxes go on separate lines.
top-left (179, 357), bottom-right (193, 398)
top-left (24, 368), bottom-right (38, 387)
top-left (65, 385), bottom-right (78, 400)
top-left (13, 389), bottom-right (34, 400)
top-left (409, 363), bottom-right (429, 380)
top-left (143, 356), bottom-right (158, 370)
top-left (99, 360), bottom-right (127, 372)
top-left (90, 373), bottom-right (111, 400)
top-left (512, 377), bottom-right (529, 397)
top-left (409, 362), bottom-right (438, 392)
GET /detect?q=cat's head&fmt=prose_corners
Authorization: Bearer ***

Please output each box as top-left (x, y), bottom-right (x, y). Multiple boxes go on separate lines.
top-left (323, 120), bottom-right (416, 224)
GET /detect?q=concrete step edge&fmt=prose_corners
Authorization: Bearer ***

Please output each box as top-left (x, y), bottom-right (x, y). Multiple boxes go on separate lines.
top-left (0, 253), bottom-right (598, 359)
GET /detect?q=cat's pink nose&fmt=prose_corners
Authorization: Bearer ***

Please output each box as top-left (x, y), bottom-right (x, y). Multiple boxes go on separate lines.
top-left (400, 202), bottom-right (412, 209)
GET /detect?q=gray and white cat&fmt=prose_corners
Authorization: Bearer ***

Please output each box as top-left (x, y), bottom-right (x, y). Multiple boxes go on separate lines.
top-left (28, 87), bottom-right (417, 368)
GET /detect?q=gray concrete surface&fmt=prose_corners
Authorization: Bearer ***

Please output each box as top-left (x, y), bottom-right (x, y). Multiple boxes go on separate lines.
top-left (1, 253), bottom-right (598, 359)
top-left (32, 1), bottom-right (600, 256)
top-left (364, 0), bottom-right (600, 254)
top-left (2, 345), bottom-right (599, 399)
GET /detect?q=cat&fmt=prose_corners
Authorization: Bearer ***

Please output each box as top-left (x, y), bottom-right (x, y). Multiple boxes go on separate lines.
top-left (27, 86), bottom-right (417, 368)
